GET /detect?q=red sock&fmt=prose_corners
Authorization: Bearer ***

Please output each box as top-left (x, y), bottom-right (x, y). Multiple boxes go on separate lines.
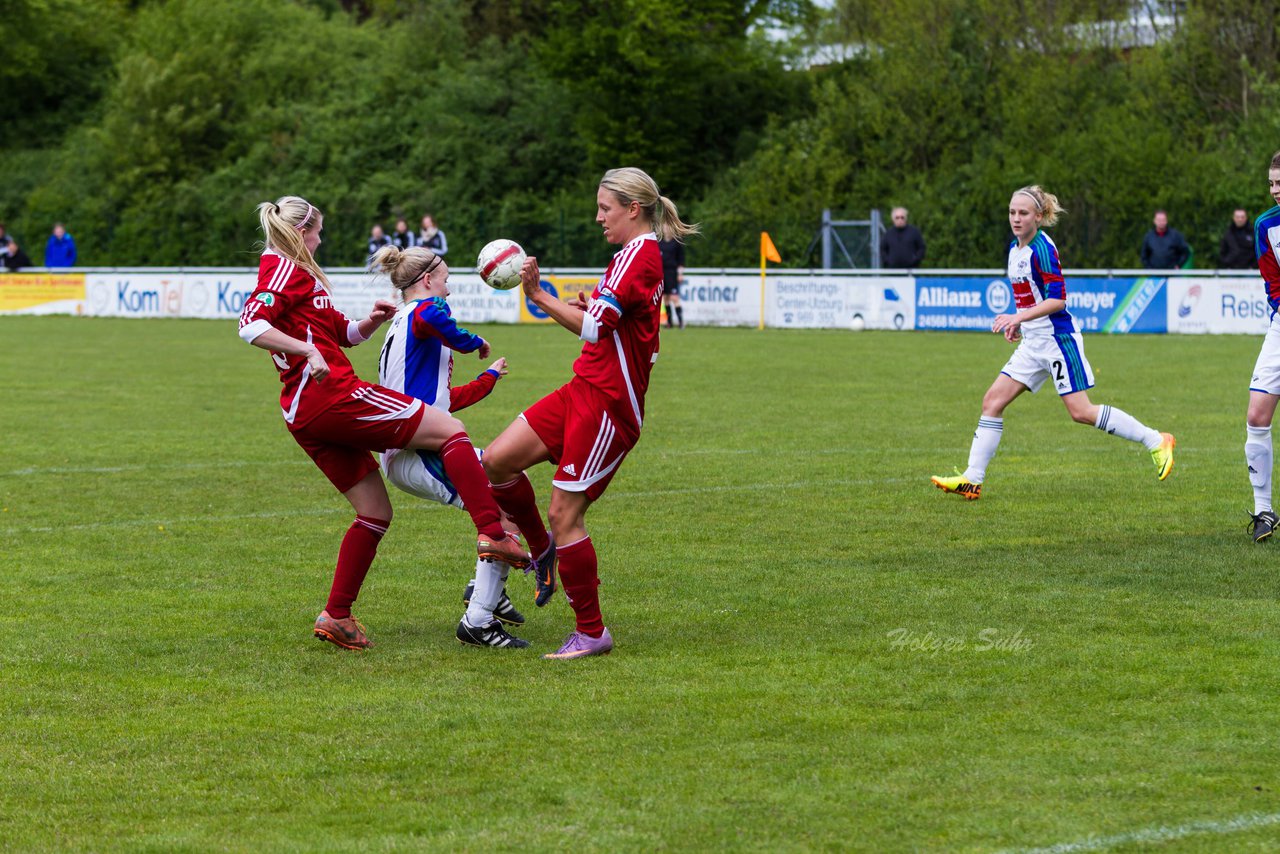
top-left (557, 535), bottom-right (603, 637)
top-left (325, 515), bottom-right (389, 619)
top-left (440, 432), bottom-right (505, 540)
top-left (490, 473), bottom-right (551, 556)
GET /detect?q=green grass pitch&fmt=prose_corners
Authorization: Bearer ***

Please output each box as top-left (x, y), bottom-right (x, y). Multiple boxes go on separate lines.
top-left (3, 316), bottom-right (1279, 851)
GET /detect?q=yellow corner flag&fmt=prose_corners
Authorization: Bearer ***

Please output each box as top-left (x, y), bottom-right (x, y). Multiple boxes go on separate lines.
top-left (759, 231), bottom-right (781, 329)
top-left (761, 231), bottom-right (782, 264)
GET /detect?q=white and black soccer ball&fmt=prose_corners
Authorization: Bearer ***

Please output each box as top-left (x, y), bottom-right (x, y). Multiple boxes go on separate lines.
top-left (476, 239), bottom-right (526, 291)
top-left (849, 313), bottom-right (866, 332)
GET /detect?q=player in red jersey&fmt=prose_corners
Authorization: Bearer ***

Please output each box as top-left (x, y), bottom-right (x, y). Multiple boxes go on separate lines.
top-left (237, 196), bottom-right (528, 650)
top-left (482, 168), bottom-right (699, 659)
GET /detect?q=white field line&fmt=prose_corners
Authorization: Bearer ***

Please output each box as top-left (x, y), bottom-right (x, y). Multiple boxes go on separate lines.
top-left (1, 477), bottom-right (911, 535)
top-left (1000, 811), bottom-right (1280, 854)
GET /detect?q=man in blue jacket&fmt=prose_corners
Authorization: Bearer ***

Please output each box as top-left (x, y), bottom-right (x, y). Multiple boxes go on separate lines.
top-left (45, 223), bottom-right (77, 267)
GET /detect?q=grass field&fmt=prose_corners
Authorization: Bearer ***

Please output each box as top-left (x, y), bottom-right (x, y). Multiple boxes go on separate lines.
top-left (4, 316), bottom-right (1280, 852)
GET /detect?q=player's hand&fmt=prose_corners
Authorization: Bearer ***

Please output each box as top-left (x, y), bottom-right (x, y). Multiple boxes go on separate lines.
top-left (487, 357), bottom-right (508, 377)
top-left (565, 290), bottom-right (590, 310)
top-left (991, 312), bottom-right (1020, 336)
top-left (477, 339), bottom-right (491, 359)
top-left (368, 299), bottom-right (397, 325)
top-left (1003, 324), bottom-right (1022, 343)
top-left (519, 257), bottom-right (543, 300)
top-left (305, 347), bottom-right (330, 382)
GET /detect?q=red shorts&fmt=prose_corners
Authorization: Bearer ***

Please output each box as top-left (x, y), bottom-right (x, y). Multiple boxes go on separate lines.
top-left (521, 377), bottom-right (639, 501)
top-left (289, 384), bottom-right (425, 493)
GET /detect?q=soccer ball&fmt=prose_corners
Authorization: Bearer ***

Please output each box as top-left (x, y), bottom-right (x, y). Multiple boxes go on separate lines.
top-left (849, 314), bottom-right (866, 332)
top-left (476, 239), bottom-right (526, 291)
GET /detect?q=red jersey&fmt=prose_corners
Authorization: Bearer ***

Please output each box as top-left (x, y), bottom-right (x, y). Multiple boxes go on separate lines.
top-left (238, 250), bottom-right (371, 427)
top-left (573, 232), bottom-right (664, 430)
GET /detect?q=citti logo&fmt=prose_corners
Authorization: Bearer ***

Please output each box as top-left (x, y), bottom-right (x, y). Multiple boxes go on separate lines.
top-left (1178, 283), bottom-right (1202, 318)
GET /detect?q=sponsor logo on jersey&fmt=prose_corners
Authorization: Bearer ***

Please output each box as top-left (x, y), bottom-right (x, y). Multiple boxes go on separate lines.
top-left (254, 292), bottom-right (276, 306)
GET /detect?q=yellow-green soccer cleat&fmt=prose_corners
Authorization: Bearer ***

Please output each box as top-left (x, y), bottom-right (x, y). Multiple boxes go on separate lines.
top-left (1151, 432), bottom-right (1176, 481)
top-left (931, 472), bottom-right (982, 500)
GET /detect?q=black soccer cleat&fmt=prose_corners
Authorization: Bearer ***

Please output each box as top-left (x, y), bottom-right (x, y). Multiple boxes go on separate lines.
top-left (461, 583), bottom-right (526, 626)
top-left (456, 618), bottom-right (530, 649)
top-left (530, 538), bottom-right (558, 607)
top-left (1249, 510), bottom-right (1278, 543)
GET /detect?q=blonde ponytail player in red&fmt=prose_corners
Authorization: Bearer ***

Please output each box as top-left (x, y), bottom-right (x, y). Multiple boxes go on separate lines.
top-left (483, 168), bottom-right (698, 659)
top-left (238, 196), bottom-right (528, 650)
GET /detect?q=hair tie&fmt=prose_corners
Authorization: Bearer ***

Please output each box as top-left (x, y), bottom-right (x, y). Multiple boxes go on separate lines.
top-left (296, 203), bottom-right (315, 231)
top-left (1014, 188), bottom-right (1043, 211)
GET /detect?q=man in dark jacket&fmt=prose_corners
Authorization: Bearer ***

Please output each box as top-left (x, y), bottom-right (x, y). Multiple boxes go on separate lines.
top-left (3, 238), bottom-right (32, 271)
top-left (1218, 208), bottom-right (1255, 269)
top-left (880, 207), bottom-right (926, 268)
top-left (1140, 210), bottom-right (1191, 269)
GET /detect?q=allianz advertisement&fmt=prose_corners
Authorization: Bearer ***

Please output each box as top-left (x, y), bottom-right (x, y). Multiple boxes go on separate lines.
top-left (914, 276), bottom-right (1168, 333)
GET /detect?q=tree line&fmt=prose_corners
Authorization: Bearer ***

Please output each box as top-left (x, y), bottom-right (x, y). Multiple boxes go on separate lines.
top-left (3, 0), bottom-right (1279, 270)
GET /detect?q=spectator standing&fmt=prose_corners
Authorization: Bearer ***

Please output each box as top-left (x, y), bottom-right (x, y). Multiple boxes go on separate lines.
top-left (1219, 208), bottom-right (1255, 269)
top-left (45, 223), bottom-right (77, 267)
top-left (657, 235), bottom-right (686, 328)
top-left (880, 207), bottom-right (926, 268)
top-left (367, 224), bottom-right (391, 261)
top-left (1140, 210), bottom-right (1190, 269)
top-left (3, 238), bottom-right (32, 271)
top-left (390, 218), bottom-right (416, 251)
top-left (418, 215), bottom-right (448, 257)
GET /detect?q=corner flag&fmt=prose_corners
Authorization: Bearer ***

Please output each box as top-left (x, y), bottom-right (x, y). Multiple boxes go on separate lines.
top-left (761, 231), bottom-right (781, 264)
top-left (759, 231), bottom-right (781, 329)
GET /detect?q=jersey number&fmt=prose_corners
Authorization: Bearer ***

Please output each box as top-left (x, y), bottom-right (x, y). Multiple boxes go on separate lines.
top-left (1052, 360), bottom-right (1066, 383)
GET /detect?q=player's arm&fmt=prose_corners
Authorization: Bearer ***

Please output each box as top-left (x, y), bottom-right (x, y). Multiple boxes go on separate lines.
top-left (350, 299), bottom-right (397, 344)
top-left (412, 298), bottom-right (492, 358)
top-left (238, 260), bottom-right (331, 380)
top-left (449, 358), bottom-right (507, 411)
top-left (520, 256), bottom-right (586, 336)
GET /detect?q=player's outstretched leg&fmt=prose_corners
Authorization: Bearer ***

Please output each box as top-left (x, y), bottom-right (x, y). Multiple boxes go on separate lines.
top-left (1086, 402), bottom-right (1174, 480)
top-left (437, 432), bottom-right (530, 568)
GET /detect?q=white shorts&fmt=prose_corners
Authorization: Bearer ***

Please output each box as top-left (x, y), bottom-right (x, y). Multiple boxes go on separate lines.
top-left (1250, 313), bottom-right (1280, 395)
top-left (1000, 332), bottom-right (1095, 396)
top-left (380, 446), bottom-right (483, 509)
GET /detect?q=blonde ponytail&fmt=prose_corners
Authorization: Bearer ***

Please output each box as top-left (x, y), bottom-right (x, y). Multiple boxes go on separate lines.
top-left (599, 167), bottom-right (700, 242)
top-left (255, 195), bottom-right (330, 289)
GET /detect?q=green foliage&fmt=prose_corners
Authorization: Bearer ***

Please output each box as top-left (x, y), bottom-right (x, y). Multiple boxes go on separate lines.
top-left (5, 0), bottom-right (1280, 268)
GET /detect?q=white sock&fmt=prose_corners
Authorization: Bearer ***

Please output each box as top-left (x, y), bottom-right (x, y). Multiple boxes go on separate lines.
top-left (464, 559), bottom-right (505, 627)
top-left (962, 416), bottom-right (1003, 484)
top-left (1095, 405), bottom-right (1161, 450)
top-left (1247, 425), bottom-right (1273, 514)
